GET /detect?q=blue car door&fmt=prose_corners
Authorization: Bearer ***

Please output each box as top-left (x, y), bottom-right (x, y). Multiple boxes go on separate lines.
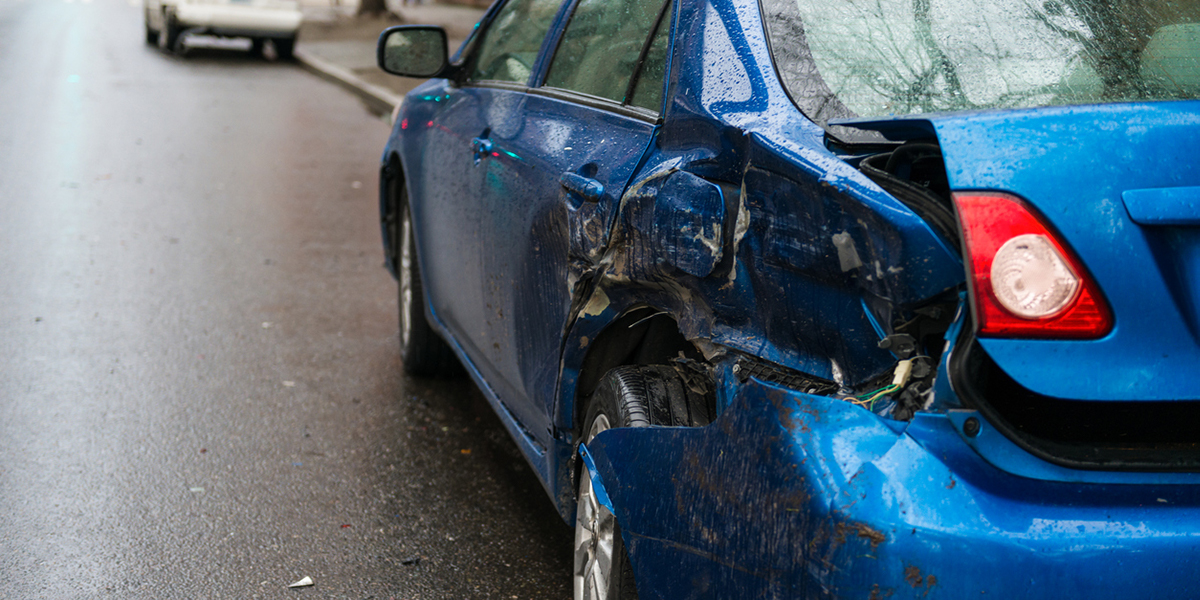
top-left (411, 0), bottom-right (565, 413)
top-left (468, 0), bottom-right (675, 447)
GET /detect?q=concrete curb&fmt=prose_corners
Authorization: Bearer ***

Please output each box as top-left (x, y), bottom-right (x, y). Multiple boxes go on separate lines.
top-left (294, 48), bottom-right (400, 117)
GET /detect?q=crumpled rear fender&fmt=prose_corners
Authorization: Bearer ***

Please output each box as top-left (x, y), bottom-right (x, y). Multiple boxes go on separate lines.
top-left (584, 363), bottom-right (1200, 599)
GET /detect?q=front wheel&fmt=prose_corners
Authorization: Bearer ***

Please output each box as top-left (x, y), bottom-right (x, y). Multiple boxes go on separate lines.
top-left (396, 194), bottom-right (458, 377)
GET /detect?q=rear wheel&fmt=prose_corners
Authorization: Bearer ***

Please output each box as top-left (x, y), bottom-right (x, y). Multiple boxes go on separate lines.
top-left (575, 367), bottom-right (650, 600)
top-left (272, 37), bottom-right (295, 60)
top-left (396, 191), bottom-right (458, 377)
top-left (143, 9), bottom-right (158, 45)
top-left (573, 364), bottom-right (715, 600)
top-left (157, 9), bottom-right (181, 53)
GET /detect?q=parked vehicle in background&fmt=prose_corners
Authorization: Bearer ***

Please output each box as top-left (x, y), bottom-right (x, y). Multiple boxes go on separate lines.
top-left (376, 0), bottom-right (1200, 597)
top-left (144, 0), bottom-right (302, 58)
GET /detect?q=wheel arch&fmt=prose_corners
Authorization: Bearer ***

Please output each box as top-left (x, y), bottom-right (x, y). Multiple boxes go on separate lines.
top-left (559, 299), bottom-right (722, 451)
top-left (380, 151), bottom-right (406, 279)
top-left (562, 306), bottom-right (719, 589)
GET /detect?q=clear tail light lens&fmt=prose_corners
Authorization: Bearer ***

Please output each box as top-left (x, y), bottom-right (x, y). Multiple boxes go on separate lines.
top-left (991, 234), bottom-right (1079, 318)
top-left (953, 192), bottom-right (1112, 338)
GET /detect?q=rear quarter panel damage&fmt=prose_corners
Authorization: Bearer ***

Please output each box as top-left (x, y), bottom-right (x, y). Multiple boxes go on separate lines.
top-left (553, 0), bottom-right (966, 522)
top-left (584, 367), bottom-right (1200, 599)
top-left (556, 0), bottom-right (964, 411)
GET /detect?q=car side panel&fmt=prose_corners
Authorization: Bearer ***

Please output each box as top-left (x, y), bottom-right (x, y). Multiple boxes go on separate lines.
top-left (394, 81), bottom-right (569, 494)
top-left (401, 85), bottom-right (494, 374)
top-left (547, 0), bottom-right (963, 517)
top-left (555, 0), bottom-right (961, 395)
top-left (471, 91), bottom-right (656, 446)
top-left (173, 4), bottom-right (302, 34)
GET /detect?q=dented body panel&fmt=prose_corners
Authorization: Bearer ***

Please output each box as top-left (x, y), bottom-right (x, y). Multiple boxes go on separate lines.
top-left (378, 0), bottom-right (1200, 591)
top-left (386, 0), bottom-right (965, 500)
top-left (587, 367), bottom-right (1200, 599)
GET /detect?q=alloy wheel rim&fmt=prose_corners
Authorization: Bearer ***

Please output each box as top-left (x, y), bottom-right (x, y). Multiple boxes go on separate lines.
top-left (574, 414), bottom-right (613, 600)
top-left (399, 207), bottom-right (413, 350)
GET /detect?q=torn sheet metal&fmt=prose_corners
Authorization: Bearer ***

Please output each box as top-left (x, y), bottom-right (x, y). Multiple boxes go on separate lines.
top-left (583, 366), bottom-right (1200, 599)
top-left (652, 170), bottom-right (727, 278)
top-left (580, 135), bottom-right (962, 392)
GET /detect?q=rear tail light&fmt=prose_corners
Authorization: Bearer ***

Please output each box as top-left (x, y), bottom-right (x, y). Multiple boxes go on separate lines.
top-left (953, 192), bottom-right (1112, 338)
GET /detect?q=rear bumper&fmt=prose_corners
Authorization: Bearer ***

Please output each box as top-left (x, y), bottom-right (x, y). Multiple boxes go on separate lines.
top-left (174, 4), bottom-right (301, 36)
top-left (585, 371), bottom-right (1200, 599)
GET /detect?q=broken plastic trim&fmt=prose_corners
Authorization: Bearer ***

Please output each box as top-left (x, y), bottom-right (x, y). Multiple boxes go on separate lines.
top-left (858, 143), bottom-right (959, 253)
top-left (732, 357), bottom-right (838, 396)
top-left (579, 443), bottom-right (615, 513)
top-left (733, 352), bottom-right (937, 421)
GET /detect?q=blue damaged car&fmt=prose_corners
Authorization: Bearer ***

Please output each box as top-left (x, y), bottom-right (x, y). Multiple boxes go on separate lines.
top-left (374, 0), bottom-right (1200, 596)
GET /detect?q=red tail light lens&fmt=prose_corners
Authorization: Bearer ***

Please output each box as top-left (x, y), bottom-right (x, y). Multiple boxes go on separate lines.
top-left (953, 192), bottom-right (1112, 338)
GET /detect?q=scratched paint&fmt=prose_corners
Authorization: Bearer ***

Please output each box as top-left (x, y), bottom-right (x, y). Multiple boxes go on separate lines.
top-left (376, 0), bottom-right (1200, 594)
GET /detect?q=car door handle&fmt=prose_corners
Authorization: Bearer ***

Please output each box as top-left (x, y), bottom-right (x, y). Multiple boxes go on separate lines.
top-left (560, 172), bottom-right (605, 203)
top-left (471, 137), bottom-right (494, 164)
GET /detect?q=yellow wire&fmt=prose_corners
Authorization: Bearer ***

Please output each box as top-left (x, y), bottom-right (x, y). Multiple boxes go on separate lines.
top-left (850, 384), bottom-right (900, 407)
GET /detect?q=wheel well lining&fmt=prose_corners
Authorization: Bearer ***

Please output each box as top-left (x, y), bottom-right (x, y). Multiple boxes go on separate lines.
top-left (572, 306), bottom-right (705, 432)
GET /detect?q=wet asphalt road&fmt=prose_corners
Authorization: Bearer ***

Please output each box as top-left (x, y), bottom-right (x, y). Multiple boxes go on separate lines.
top-left (0, 0), bottom-right (572, 598)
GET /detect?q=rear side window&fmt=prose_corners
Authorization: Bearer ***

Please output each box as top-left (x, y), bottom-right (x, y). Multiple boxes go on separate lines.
top-left (469, 0), bottom-right (563, 84)
top-left (544, 0), bottom-right (670, 103)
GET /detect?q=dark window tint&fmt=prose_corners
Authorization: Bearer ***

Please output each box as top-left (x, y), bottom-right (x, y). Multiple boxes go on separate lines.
top-left (469, 0), bottom-right (562, 84)
top-left (627, 2), bottom-right (673, 111)
top-left (544, 0), bottom-right (665, 102)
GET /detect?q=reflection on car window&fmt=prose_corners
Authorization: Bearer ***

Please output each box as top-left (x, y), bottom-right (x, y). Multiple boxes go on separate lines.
top-left (544, 0), bottom-right (666, 102)
top-left (469, 0), bottom-right (562, 84)
top-left (628, 2), bottom-right (673, 111)
top-left (761, 0), bottom-right (1200, 124)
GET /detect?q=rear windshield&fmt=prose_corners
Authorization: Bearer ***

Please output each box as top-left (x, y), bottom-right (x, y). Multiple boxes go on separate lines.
top-left (762, 0), bottom-right (1200, 126)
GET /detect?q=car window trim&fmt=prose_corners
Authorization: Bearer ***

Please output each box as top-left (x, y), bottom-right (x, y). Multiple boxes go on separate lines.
top-left (755, 0), bottom-right (868, 144)
top-left (622, 0), bottom-right (672, 105)
top-left (529, 86), bottom-right (661, 123)
top-left (449, 1), bottom-right (499, 66)
top-left (452, 0), bottom-right (506, 82)
top-left (536, 0), bottom-right (585, 89)
top-left (462, 80), bottom-right (532, 93)
top-left (450, 81), bottom-right (661, 122)
top-left (526, 0), bottom-right (580, 87)
top-left (458, 0), bottom-right (576, 87)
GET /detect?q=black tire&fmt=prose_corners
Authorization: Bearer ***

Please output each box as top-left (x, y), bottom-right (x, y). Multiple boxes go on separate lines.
top-left (585, 364), bottom-right (715, 431)
top-left (272, 37), bottom-right (295, 60)
top-left (144, 10), bottom-right (159, 45)
top-left (158, 9), bottom-right (180, 53)
top-left (250, 38), bottom-right (265, 58)
top-left (395, 190), bottom-right (458, 377)
top-left (575, 367), bottom-right (650, 600)
top-left (573, 365), bottom-right (714, 599)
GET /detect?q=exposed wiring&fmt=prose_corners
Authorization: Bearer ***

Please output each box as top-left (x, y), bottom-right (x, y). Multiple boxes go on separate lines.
top-left (849, 383), bottom-right (901, 409)
top-left (626, 310), bottom-right (668, 329)
top-left (846, 356), bottom-right (932, 410)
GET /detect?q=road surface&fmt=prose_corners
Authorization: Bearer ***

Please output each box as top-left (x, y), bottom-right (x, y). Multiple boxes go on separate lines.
top-left (0, 0), bottom-right (571, 597)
